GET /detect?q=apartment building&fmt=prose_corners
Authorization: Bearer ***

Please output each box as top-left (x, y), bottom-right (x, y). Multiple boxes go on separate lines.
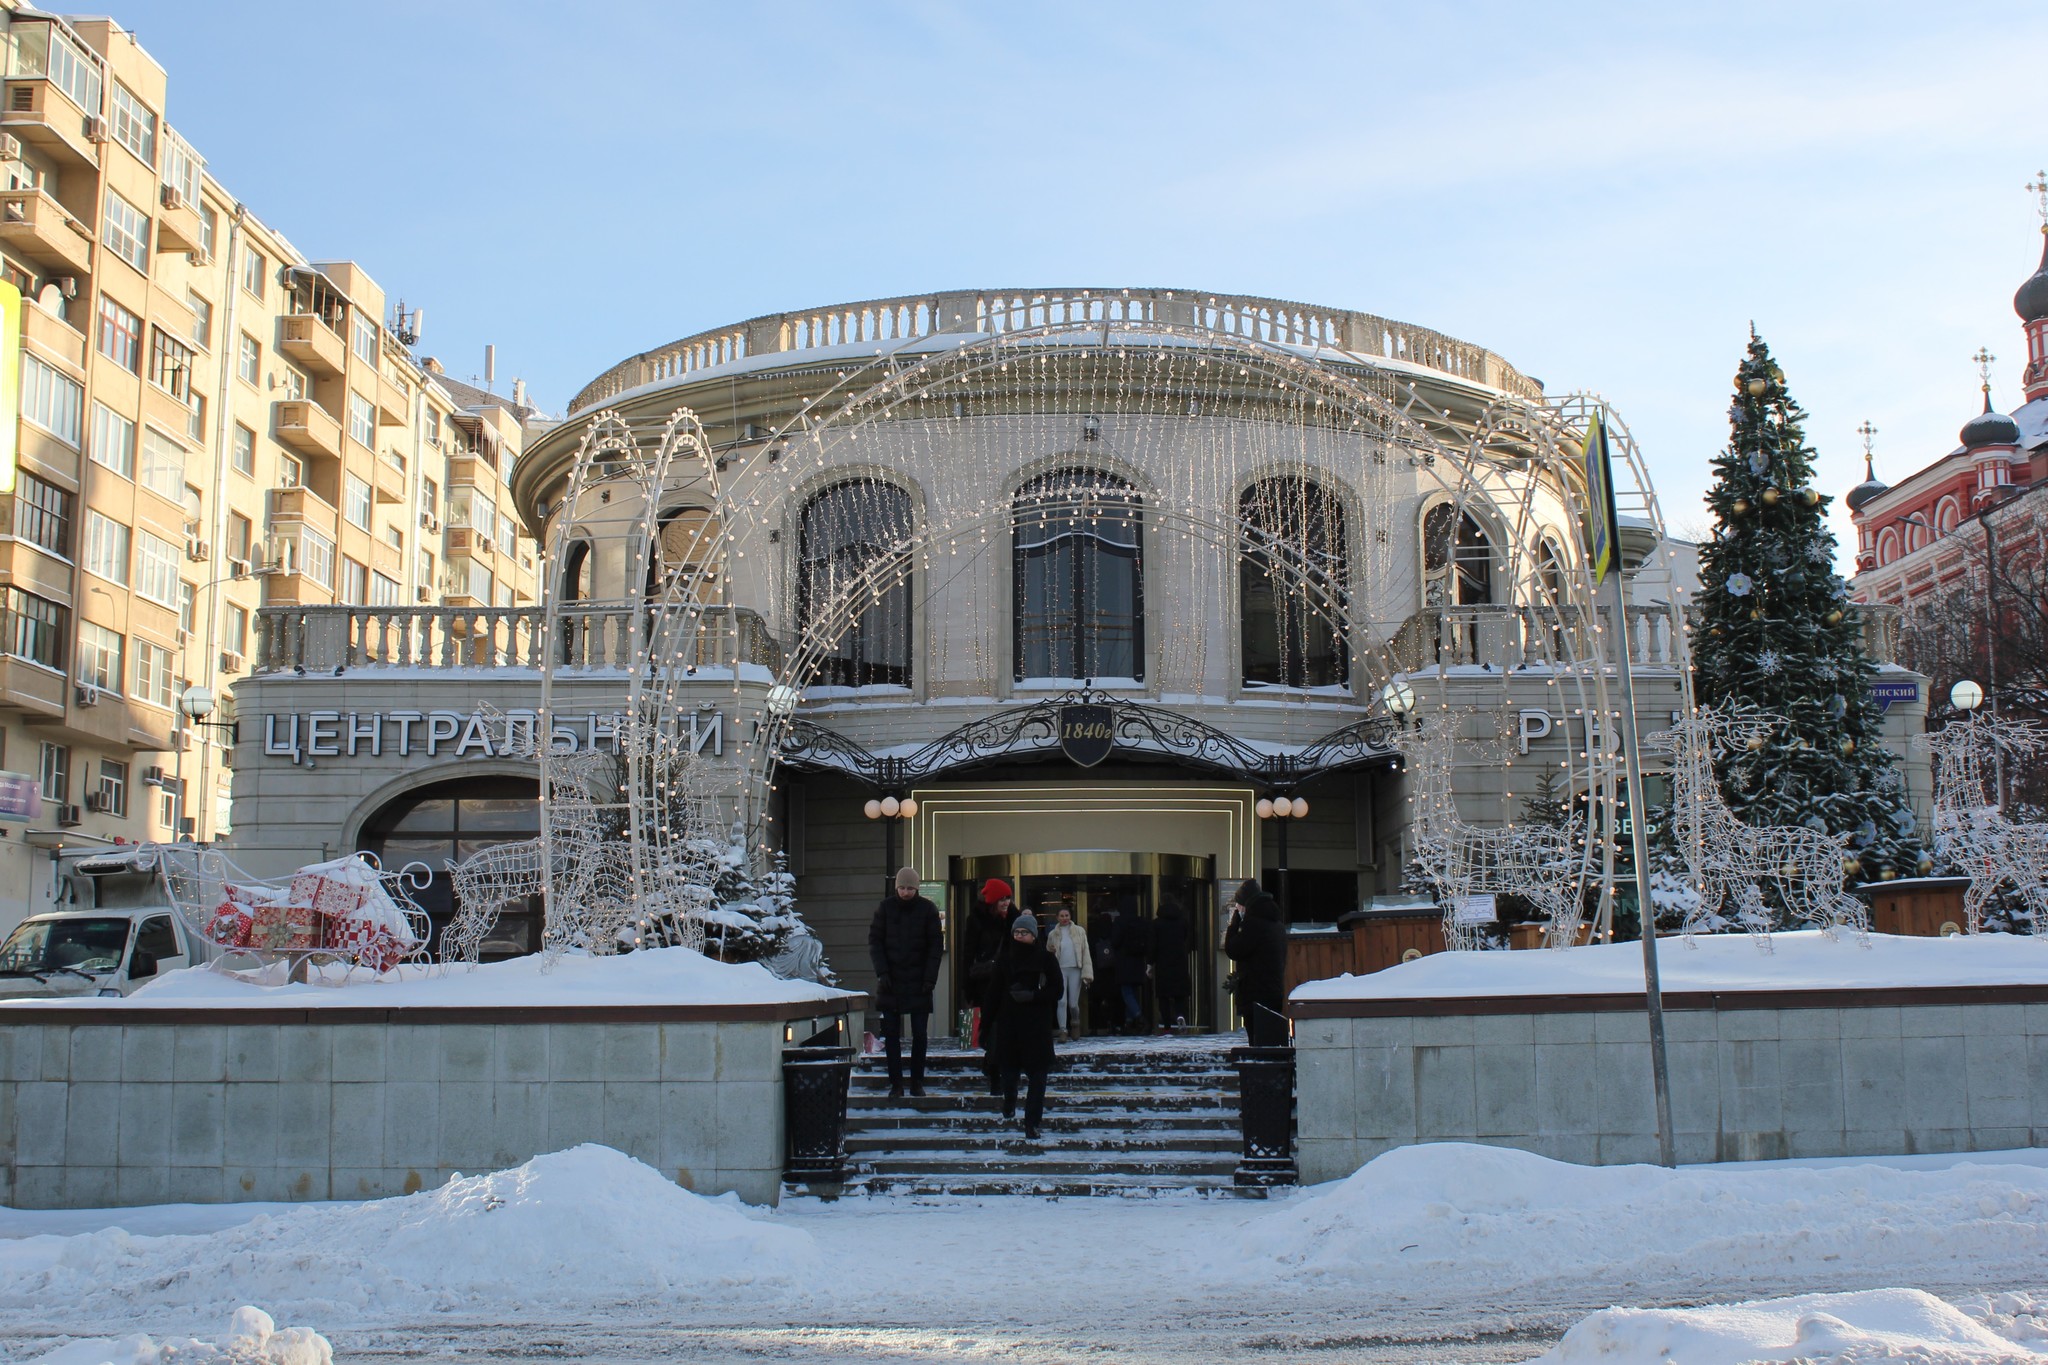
top-left (0, 7), bottom-right (537, 928)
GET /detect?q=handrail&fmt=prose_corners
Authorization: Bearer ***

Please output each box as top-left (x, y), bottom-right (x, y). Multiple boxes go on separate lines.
top-left (253, 604), bottom-right (784, 674)
top-left (568, 287), bottom-right (1542, 415)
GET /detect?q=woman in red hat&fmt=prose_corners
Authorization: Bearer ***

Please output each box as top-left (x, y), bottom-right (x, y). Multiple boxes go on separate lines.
top-left (964, 878), bottom-right (1017, 1093)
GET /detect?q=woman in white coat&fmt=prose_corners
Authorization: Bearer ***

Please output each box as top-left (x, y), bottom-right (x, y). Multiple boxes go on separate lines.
top-left (1044, 906), bottom-right (1095, 1041)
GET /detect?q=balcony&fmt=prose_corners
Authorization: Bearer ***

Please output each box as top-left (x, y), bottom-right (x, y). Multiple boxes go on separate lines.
top-left (376, 372), bottom-right (409, 427)
top-left (370, 537), bottom-right (403, 582)
top-left (447, 453), bottom-right (492, 488)
top-left (155, 183), bottom-right (202, 255)
top-left (446, 526), bottom-right (496, 559)
top-left (0, 79), bottom-right (99, 171)
top-left (273, 400), bottom-right (342, 461)
top-left (255, 603), bottom-right (783, 673)
top-left (373, 454), bottom-right (406, 505)
top-left (0, 655), bottom-right (66, 718)
top-left (267, 485), bottom-right (338, 531)
top-left (0, 537), bottom-right (73, 601)
top-left (0, 187), bottom-right (92, 276)
top-left (278, 315), bottom-right (346, 379)
top-left (19, 300), bottom-right (85, 375)
top-left (1383, 601), bottom-right (1905, 674)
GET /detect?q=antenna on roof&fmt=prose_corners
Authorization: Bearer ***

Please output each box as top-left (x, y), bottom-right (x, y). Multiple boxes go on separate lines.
top-left (484, 344), bottom-right (496, 392)
top-left (390, 298), bottom-right (424, 348)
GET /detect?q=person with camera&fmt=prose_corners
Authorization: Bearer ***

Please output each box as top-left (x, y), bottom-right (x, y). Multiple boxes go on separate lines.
top-left (868, 866), bottom-right (944, 1098)
top-left (1224, 877), bottom-right (1289, 1046)
top-left (988, 910), bottom-right (1064, 1140)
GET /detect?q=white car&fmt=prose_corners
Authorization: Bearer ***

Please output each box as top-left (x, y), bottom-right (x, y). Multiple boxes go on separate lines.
top-left (0, 849), bottom-right (201, 999)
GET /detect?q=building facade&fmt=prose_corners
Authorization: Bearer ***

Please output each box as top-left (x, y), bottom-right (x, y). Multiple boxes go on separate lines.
top-left (0, 8), bottom-right (536, 932)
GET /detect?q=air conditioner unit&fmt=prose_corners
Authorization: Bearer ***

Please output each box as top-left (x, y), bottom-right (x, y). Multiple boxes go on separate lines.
top-left (159, 184), bottom-right (185, 211)
top-left (83, 115), bottom-right (108, 143)
top-left (218, 650), bottom-right (243, 673)
top-left (418, 511), bottom-right (439, 531)
top-left (52, 275), bottom-right (77, 300)
top-left (56, 803), bottom-right (82, 828)
top-left (226, 556), bottom-right (251, 578)
top-left (175, 628), bottom-right (189, 646)
top-left (415, 584), bottom-right (432, 602)
top-left (186, 536), bottom-right (209, 562)
top-left (75, 683), bottom-right (101, 707)
top-left (143, 766), bottom-right (166, 787)
top-left (187, 247), bottom-right (210, 267)
top-left (82, 791), bottom-right (105, 813)
top-left (478, 535), bottom-right (494, 556)
top-left (0, 134), bottom-right (21, 161)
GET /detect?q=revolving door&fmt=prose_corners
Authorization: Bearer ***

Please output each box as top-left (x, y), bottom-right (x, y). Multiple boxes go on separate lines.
top-left (949, 851), bottom-right (1218, 1031)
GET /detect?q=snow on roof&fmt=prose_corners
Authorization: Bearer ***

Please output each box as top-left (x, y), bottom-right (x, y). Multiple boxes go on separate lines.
top-left (34, 945), bottom-right (856, 1010)
top-left (1291, 929), bottom-right (2048, 1002)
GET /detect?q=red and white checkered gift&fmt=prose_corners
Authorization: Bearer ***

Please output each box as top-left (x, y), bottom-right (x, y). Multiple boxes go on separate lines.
top-left (291, 862), bottom-right (371, 924)
top-left (204, 903), bottom-right (253, 948)
top-left (326, 915), bottom-right (403, 972)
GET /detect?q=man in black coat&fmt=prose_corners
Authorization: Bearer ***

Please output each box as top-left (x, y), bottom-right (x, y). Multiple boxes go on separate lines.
top-left (1225, 878), bottom-right (1291, 1047)
top-left (988, 911), bottom-right (1065, 1139)
top-left (1112, 904), bottom-right (1152, 1034)
top-left (868, 865), bottom-right (945, 1097)
top-left (1149, 898), bottom-right (1193, 1031)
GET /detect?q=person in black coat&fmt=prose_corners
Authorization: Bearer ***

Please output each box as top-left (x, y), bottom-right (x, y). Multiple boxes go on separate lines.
top-left (1112, 904), bottom-right (1153, 1034)
top-left (964, 878), bottom-right (1017, 1092)
top-left (1225, 878), bottom-right (1290, 1047)
top-left (987, 911), bottom-right (1064, 1139)
top-left (1149, 898), bottom-right (1193, 1031)
top-left (868, 865), bottom-right (945, 1096)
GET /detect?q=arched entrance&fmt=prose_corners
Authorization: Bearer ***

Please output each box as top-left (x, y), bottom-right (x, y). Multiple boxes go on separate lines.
top-left (359, 776), bottom-right (542, 958)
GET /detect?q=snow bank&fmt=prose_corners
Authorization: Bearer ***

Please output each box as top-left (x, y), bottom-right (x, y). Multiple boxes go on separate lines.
top-left (1228, 1143), bottom-right (2048, 1297)
top-left (1292, 930), bottom-right (2048, 1002)
top-left (1539, 1288), bottom-right (2048, 1364)
top-left (0, 1146), bottom-right (817, 1324)
top-left (28, 1307), bottom-right (331, 1365)
top-left (48, 944), bottom-right (858, 1009)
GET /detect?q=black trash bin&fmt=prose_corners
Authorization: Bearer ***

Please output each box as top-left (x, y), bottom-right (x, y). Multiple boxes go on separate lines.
top-left (782, 1045), bottom-right (855, 1185)
top-left (1230, 1045), bottom-right (1297, 1187)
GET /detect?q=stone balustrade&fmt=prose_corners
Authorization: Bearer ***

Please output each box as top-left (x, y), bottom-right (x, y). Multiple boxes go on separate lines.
top-left (254, 605), bottom-right (783, 674)
top-left (569, 287), bottom-right (1543, 414)
top-left (1387, 600), bottom-right (1903, 674)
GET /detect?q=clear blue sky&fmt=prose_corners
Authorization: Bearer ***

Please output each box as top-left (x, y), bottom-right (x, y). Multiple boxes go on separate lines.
top-left (117, 1), bottom-right (2048, 552)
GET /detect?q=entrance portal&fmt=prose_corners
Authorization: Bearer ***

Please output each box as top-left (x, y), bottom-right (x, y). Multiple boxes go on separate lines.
top-left (951, 852), bottom-right (1218, 1031)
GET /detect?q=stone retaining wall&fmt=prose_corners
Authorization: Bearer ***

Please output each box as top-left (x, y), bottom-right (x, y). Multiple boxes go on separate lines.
top-left (1291, 986), bottom-right (2048, 1182)
top-left (0, 1001), bottom-right (862, 1209)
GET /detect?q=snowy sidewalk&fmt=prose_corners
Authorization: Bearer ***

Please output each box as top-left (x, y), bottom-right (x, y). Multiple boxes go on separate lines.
top-left (2, 1143), bottom-right (2045, 1362)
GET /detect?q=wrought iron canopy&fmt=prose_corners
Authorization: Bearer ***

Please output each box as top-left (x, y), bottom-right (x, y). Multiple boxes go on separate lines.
top-left (779, 689), bottom-right (1396, 790)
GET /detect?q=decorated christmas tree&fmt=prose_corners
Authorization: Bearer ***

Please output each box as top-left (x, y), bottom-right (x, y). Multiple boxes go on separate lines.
top-left (1689, 331), bottom-right (1927, 907)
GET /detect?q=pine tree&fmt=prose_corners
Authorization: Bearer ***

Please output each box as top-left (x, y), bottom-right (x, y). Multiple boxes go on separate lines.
top-left (1690, 331), bottom-right (1929, 913)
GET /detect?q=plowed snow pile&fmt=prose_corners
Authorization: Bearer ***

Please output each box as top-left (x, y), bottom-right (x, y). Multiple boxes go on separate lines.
top-left (26, 1307), bottom-right (331, 1365)
top-left (0, 1146), bottom-right (815, 1325)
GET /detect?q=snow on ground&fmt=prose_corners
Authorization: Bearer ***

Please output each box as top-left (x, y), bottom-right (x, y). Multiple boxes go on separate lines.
top-left (26, 1308), bottom-right (331, 1365)
top-left (3, 1143), bottom-right (2046, 1362)
top-left (1293, 929), bottom-right (2048, 1003)
top-left (26, 944), bottom-right (856, 1009)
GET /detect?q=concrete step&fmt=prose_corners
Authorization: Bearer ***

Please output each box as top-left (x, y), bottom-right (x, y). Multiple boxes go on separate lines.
top-left (849, 1090), bottom-right (1235, 1113)
top-left (846, 1129), bottom-right (1239, 1154)
top-left (854, 1150), bottom-right (1241, 1178)
top-left (845, 1109), bottom-right (1239, 1132)
top-left (834, 1172), bottom-right (1270, 1199)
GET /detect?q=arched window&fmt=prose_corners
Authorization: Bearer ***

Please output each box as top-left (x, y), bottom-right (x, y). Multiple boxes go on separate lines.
top-left (360, 777), bottom-right (541, 960)
top-left (1877, 528), bottom-right (1899, 565)
top-left (1421, 503), bottom-right (1494, 608)
top-left (1240, 477), bottom-right (1348, 689)
top-left (1936, 498), bottom-right (1960, 534)
top-left (798, 481), bottom-right (913, 687)
top-left (647, 506), bottom-right (718, 601)
top-left (559, 539), bottom-right (592, 602)
top-left (1014, 468), bottom-right (1143, 682)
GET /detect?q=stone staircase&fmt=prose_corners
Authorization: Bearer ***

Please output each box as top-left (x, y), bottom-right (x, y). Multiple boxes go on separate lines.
top-left (814, 1038), bottom-right (1282, 1198)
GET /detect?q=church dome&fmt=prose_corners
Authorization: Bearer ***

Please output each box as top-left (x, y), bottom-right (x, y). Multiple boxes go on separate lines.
top-left (1844, 455), bottom-right (1889, 513)
top-left (1960, 393), bottom-right (2022, 449)
top-left (2015, 231), bottom-right (2048, 323)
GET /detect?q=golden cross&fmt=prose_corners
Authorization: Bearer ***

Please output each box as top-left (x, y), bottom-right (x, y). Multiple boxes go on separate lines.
top-left (2030, 170), bottom-right (2048, 228)
top-left (1973, 347), bottom-right (1996, 390)
top-left (1856, 419), bottom-right (1878, 456)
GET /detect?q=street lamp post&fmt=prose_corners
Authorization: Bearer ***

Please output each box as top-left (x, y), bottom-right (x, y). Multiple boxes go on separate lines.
top-left (863, 794), bottom-right (918, 891)
top-left (1256, 794), bottom-right (1310, 920)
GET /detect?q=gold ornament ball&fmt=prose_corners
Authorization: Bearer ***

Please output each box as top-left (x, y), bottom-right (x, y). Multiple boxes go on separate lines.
top-left (1746, 377), bottom-right (1768, 396)
top-left (1761, 487), bottom-right (1781, 506)
top-left (1843, 857), bottom-right (1862, 875)
top-left (1825, 609), bottom-right (1844, 626)
top-left (1780, 862), bottom-right (1799, 879)
top-left (1711, 625), bottom-right (1726, 637)
top-left (1880, 868), bottom-right (1897, 881)
top-left (1749, 608), bottom-right (1763, 621)
top-left (1745, 735), bottom-right (1765, 751)
top-left (1800, 487), bottom-right (1822, 507)
top-left (1731, 498), bottom-right (1751, 515)
top-left (1838, 738), bottom-right (1855, 755)
top-left (1916, 855), bottom-right (1934, 874)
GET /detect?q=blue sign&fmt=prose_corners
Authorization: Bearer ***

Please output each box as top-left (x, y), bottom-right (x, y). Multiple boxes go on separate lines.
top-left (1871, 681), bottom-right (1921, 713)
top-left (0, 771), bottom-right (41, 821)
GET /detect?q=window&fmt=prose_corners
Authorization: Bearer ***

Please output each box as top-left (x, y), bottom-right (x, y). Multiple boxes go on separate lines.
top-left (224, 605), bottom-right (248, 656)
top-left (1239, 478), bottom-right (1349, 689)
top-left (228, 512), bottom-right (253, 563)
top-left (162, 130), bottom-right (201, 205)
top-left (352, 313), bottom-right (379, 365)
top-left (340, 556), bottom-right (367, 603)
top-left (139, 427), bottom-right (185, 501)
top-left (297, 528), bottom-right (334, 588)
top-left (88, 403), bottom-right (135, 478)
top-left (95, 759), bottom-right (128, 818)
top-left (345, 473), bottom-right (372, 529)
top-left (185, 292), bottom-right (212, 350)
top-left (135, 530), bottom-right (180, 606)
top-left (12, 473), bottom-right (72, 555)
top-left (185, 391), bottom-right (206, 446)
top-left (77, 620), bottom-right (122, 691)
top-left (157, 779), bottom-right (183, 834)
top-left (178, 581), bottom-right (195, 638)
top-left (347, 391), bottom-right (375, 448)
top-left (97, 295), bottom-right (142, 371)
top-left (423, 407), bottom-right (442, 448)
top-left (417, 549), bottom-right (434, 594)
top-left (281, 366), bottom-right (306, 401)
top-left (371, 571), bottom-right (402, 606)
top-left (82, 510), bottom-right (129, 584)
top-left (4, 588), bottom-right (67, 669)
top-left (468, 559), bottom-right (495, 604)
top-left (384, 524), bottom-right (403, 549)
top-left (131, 639), bottom-right (172, 709)
top-left (278, 453), bottom-right (302, 489)
top-left (198, 202), bottom-right (217, 257)
top-left (22, 24), bottom-right (102, 116)
top-left (419, 477), bottom-right (438, 523)
top-left (1013, 469), bottom-right (1143, 682)
top-left (101, 189), bottom-right (149, 272)
top-left (237, 333), bottom-right (260, 385)
top-left (38, 741), bottom-right (68, 804)
top-left (241, 247), bottom-right (266, 300)
top-left (1421, 503), bottom-right (1494, 608)
top-left (21, 354), bottom-right (81, 445)
top-left (148, 329), bottom-right (194, 400)
top-left (231, 422), bottom-right (255, 475)
top-left (109, 83), bottom-right (157, 165)
top-left (797, 481), bottom-right (914, 687)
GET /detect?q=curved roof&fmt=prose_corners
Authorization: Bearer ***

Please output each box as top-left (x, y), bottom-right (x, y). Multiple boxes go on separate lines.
top-left (2015, 230), bottom-right (2048, 323)
top-left (1961, 393), bottom-right (2022, 449)
top-left (1845, 455), bottom-right (1889, 513)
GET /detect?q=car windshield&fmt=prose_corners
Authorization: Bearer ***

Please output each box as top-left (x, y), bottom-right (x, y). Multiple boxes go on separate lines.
top-left (0, 917), bottom-right (131, 975)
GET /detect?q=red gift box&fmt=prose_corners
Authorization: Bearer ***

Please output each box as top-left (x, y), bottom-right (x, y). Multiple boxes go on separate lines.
top-left (250, 899), bottom-right (319, 951)
top-left (205, 903), bottom-right (253, 948)
top-left (291, 870), bottom-right (367, 923)
top-left (327, 915), bottom-right (402, 972)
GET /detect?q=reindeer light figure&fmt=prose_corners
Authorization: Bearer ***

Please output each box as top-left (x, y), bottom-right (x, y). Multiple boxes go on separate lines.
top-left (1916, 713), bottom-right (2048, 934)
top-left (1651, 708), bottom-right (1867, 947)
top-left (1400, 713), bottom-right (1587, 950)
